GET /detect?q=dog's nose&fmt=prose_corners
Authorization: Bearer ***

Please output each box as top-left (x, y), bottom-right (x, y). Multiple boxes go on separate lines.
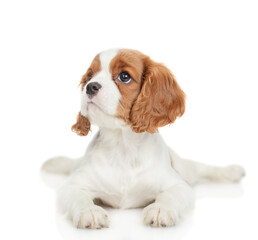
top-left (86, 82), bottom-right (102, 96)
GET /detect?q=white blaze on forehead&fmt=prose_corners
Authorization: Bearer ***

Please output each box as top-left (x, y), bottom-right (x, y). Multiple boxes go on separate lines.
top-left (87, 48), bottom-right (121, 115)
top-left (99, 49), bottom-right (119, 72)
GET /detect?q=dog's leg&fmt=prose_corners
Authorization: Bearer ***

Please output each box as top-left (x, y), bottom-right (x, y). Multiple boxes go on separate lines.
top-left (143, 182), bottom-right (194, 227)
top-left (57, 183), bottom-right (109, 229)
top-left (41, 157), bottom-right (81, 175)
top-left (169, 148), bottom-right (245, 185)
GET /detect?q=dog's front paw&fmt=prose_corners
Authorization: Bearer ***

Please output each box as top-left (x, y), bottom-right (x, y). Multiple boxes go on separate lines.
top-left (73, 205), bottom-right (109, 229)
top-left (143, 203), bottom-right (177, 227)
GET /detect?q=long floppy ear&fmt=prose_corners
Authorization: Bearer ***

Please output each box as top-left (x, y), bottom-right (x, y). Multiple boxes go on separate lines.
top-left (130, 58), bottom-right (185, 133)
top-left (71, 112), bottom-right (91, 136)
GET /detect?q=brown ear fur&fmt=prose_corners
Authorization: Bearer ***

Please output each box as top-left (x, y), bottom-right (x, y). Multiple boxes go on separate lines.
top-left (71, 112), bottom-right (91, 136)
top-left (130, 58), bottom-right (185, 133)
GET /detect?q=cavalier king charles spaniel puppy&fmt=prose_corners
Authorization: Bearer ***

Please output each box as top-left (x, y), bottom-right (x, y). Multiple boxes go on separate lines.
top-left (42, 49), bottom-right (245, 229)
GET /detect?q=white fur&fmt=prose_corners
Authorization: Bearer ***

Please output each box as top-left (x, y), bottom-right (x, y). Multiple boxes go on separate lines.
top-left (80, 49), bottom-right (121, 121)
top-left (80, 49), bottom-right (125, 129)
top-left (43, 49), bottom-right (245, 229)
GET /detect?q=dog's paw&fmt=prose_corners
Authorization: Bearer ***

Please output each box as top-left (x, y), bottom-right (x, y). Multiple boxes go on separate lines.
top-left (221, 165), bottom-right (245, 182)
top-left (143, 203), bottom-right (177, 227)
top-left (73, 205), bottom-right (109, 229)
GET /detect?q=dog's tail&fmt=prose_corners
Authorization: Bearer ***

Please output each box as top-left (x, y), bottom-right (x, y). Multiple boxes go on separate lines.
top-left (41, 156), bottom-right (79, 175)
top-left (169, 149), bottom-right (245, 185)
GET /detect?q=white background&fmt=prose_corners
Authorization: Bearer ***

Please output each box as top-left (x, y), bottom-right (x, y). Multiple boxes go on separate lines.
top-left (0, 0), bottom-right (257, 239)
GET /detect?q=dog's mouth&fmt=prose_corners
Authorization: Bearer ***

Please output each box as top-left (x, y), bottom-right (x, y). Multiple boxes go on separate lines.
top-left (86, 101), bottom-right (126, 124)
top-left (87, 101), bottom-right (113, 118)
top-left (87, 101), bottom-right (100, 111)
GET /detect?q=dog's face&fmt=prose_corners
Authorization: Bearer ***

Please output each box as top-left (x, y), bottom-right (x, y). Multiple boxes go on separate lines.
top-left (72, 49), bottom-right (185, 136)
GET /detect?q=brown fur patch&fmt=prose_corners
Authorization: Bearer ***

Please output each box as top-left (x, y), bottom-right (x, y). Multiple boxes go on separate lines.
top-left (130, 57), bottom-right (185, 133)
top-left (71, 112), bottom-right (91, 136)
top-left (110, 49), bottom-right (185, 133)
top-left (80, 54), bottom-right (101, 90)
top-left (72, 54), bottom-right (101, 136)
top-left (110, 50), bottom-right (145, 123)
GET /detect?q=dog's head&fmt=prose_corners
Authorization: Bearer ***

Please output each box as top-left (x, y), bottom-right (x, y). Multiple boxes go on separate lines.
top-left (72, 49), bottom-right (185, 136)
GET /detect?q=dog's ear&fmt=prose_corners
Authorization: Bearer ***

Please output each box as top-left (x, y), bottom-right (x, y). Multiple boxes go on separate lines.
top-left (130, 58), bottom-right (185, 133)
top-left (71, 112), bottom-right (91, 136)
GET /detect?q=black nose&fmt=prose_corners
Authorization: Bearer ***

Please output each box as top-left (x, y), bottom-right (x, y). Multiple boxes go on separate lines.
top-left (86, 82), bottom-right (102, 96)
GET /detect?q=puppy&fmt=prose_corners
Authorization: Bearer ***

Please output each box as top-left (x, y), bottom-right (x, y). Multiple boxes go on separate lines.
top-left (42, 49), bottom-right (245, 229)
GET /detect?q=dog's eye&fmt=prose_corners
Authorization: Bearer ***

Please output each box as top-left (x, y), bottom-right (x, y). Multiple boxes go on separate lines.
top-left (118, 71), bottom-right (132, 84)
top-left (88, 72), bottom-right (93, 80)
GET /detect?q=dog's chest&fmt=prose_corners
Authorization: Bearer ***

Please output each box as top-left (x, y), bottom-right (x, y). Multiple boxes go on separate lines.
top-left (97, 164), bottom-right (158, 209)
top-left (90, 150), bottom-right (154, 207)
top-left (83, 129), bottom-right (169, 208)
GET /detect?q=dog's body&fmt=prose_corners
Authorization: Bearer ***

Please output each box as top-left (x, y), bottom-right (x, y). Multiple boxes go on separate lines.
top-left (42, 49), bottom-right (245, 229)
